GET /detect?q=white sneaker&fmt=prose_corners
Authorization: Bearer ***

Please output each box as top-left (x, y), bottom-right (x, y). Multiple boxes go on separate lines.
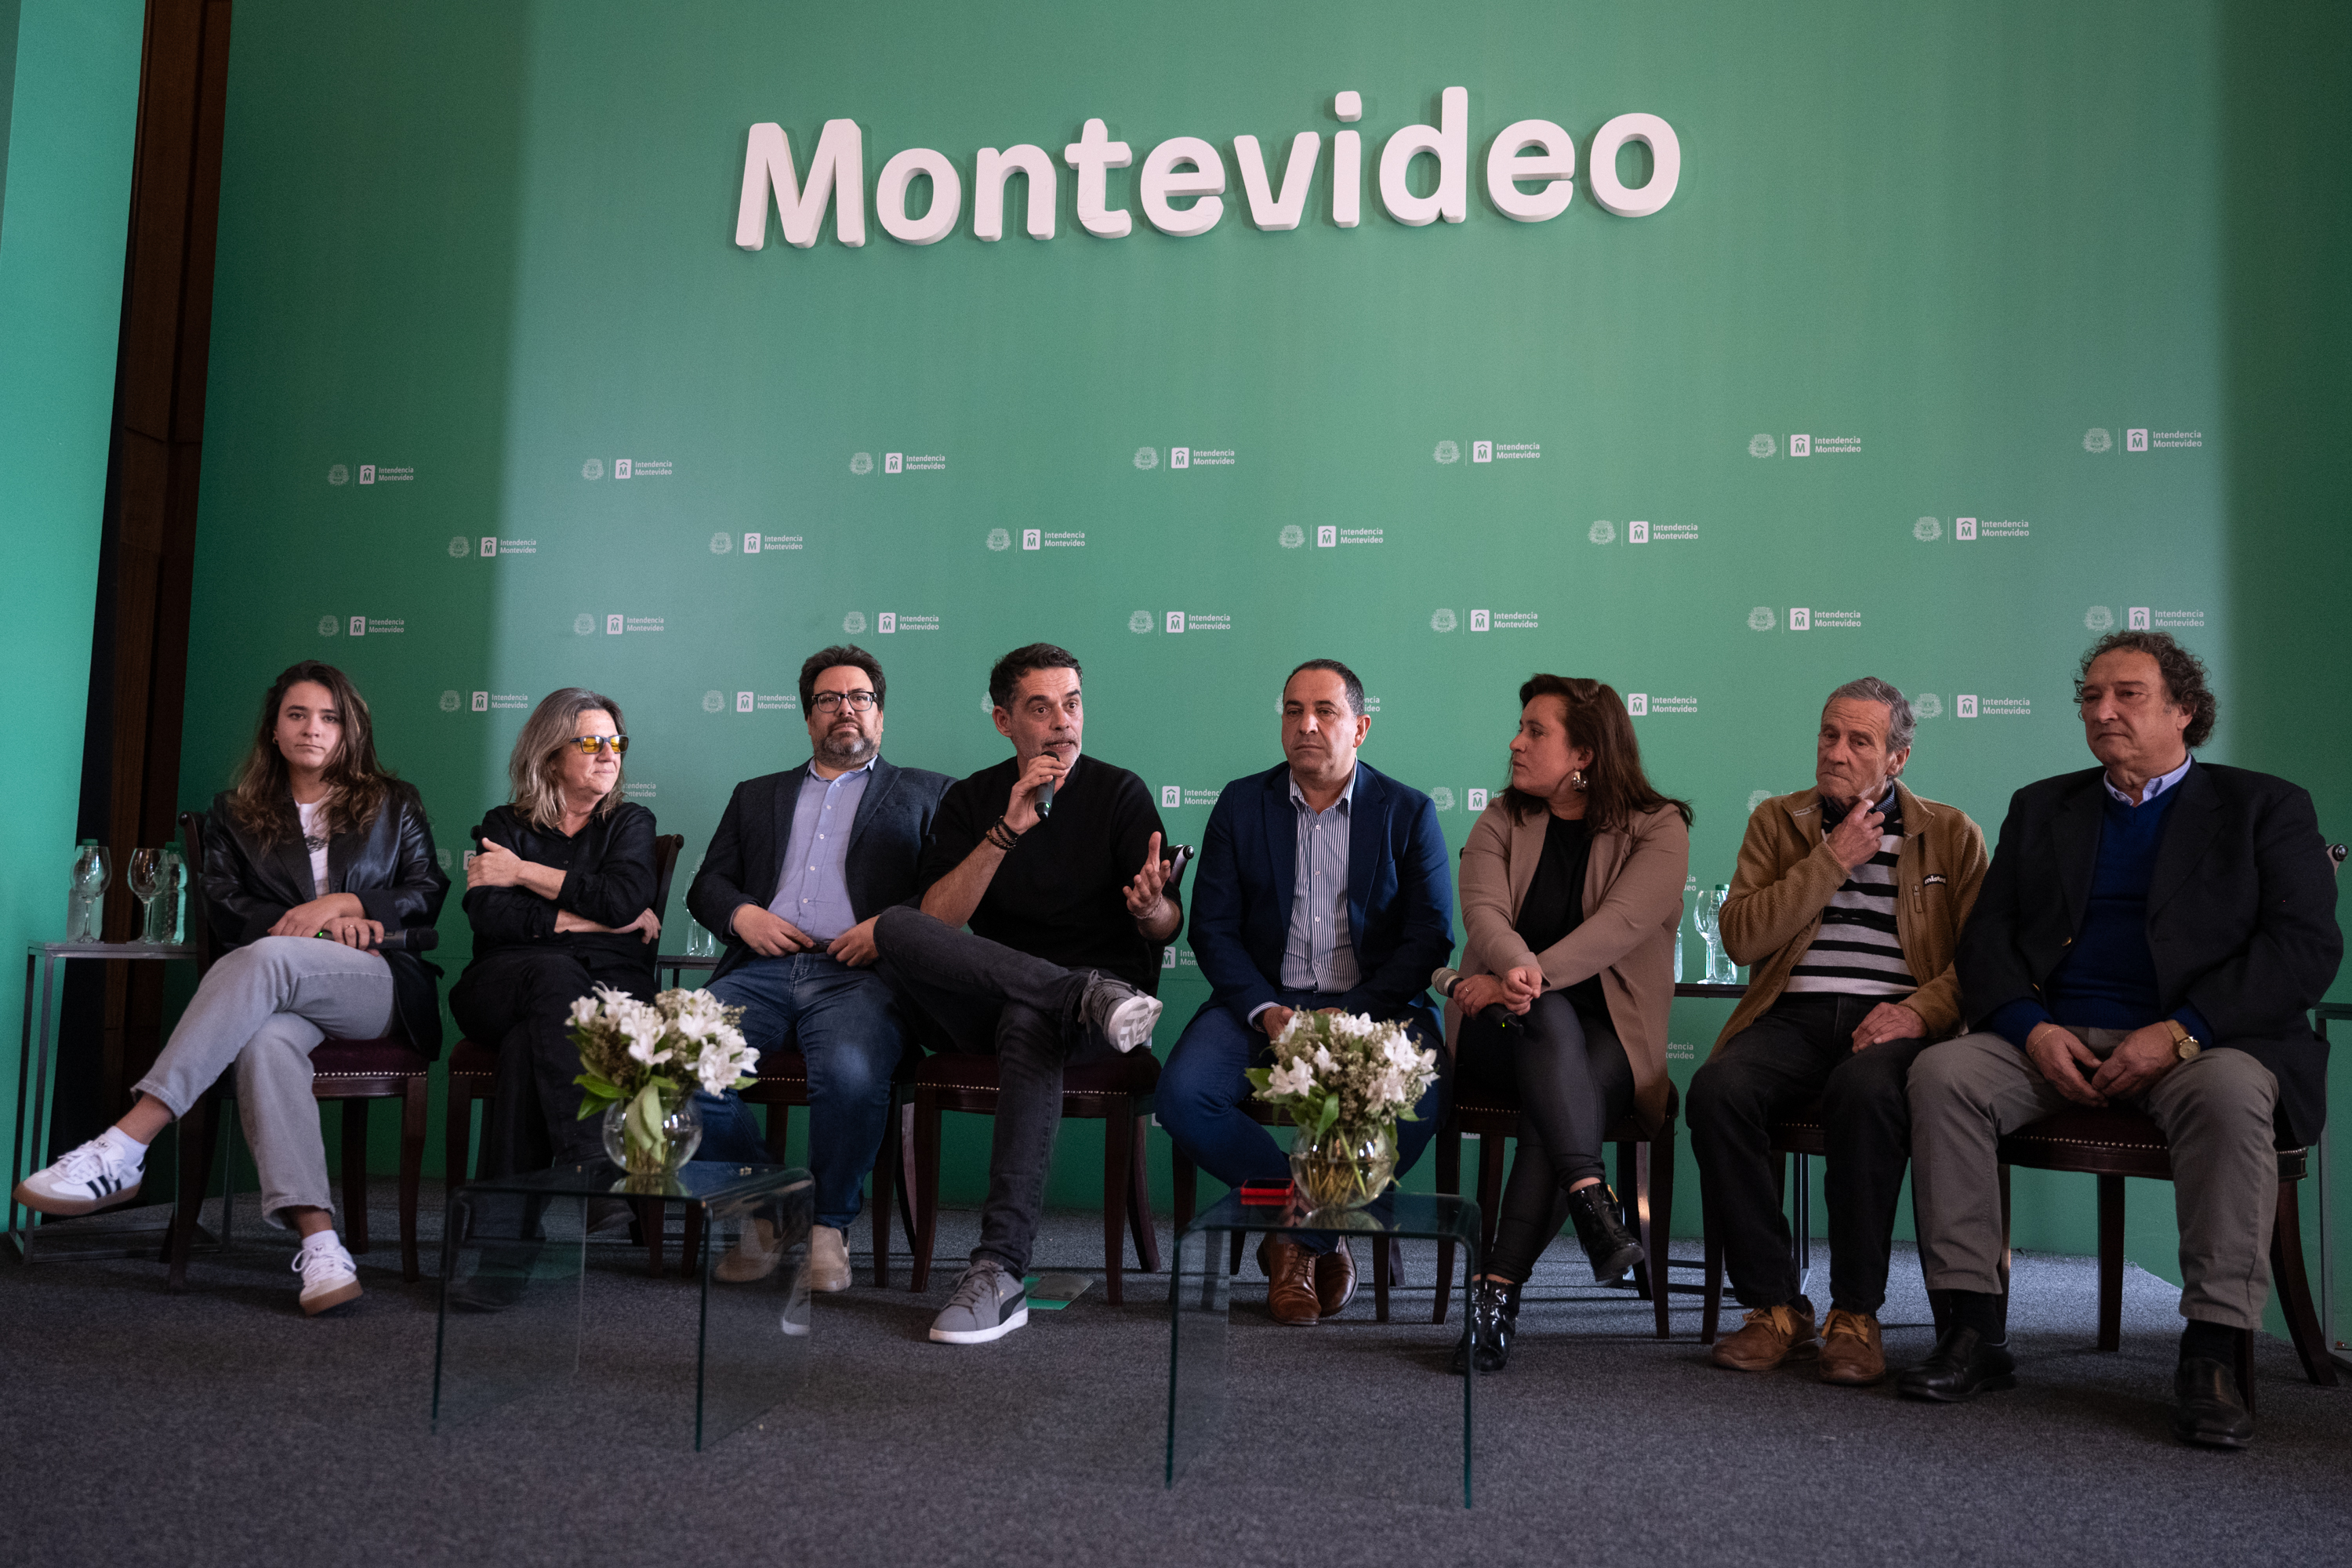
top-left (714, 1217), bottom-right (784, 1283)
top-left (806, 1224), bottom-right (851, 1293)
top-left (1080, 974), bottom-right (1163, 1054)
top-left (293, 1237), bottom-right (363, 1315)
top-left (12, 1135), bottom-right (142, 1217)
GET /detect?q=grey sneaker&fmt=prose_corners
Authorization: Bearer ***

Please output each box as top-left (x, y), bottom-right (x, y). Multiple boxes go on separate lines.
top-left (928, 1259), bottom-right (1029, 1345)
top-left (1079, 972), bottom-right (1163, 1054)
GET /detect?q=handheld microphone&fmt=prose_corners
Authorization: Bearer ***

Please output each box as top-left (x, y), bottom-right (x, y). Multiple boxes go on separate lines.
top-left (368, 927), bottom-right (439, 954)
top-left (1432, 966), bottom-right (1515, 1032)
top-left (1035, 775), bottom-right (1054, 819)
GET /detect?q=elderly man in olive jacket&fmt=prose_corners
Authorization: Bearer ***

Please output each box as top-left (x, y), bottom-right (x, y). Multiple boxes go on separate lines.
top-left (1688, 677), bottom-right (1988, 1385)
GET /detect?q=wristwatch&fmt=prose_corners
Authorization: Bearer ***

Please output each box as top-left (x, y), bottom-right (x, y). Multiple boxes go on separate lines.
top-left (2164, 1019), bottom-right (2202, 1062)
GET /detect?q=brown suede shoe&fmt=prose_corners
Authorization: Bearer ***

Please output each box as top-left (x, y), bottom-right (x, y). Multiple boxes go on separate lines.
top-left (1710, 1301), bottom-right (1820, 1371)
top-left (1817, 1308), bottom-right (1886, 1385)
top-left (1312, 1241), bottom-right (1357, 1317)
top-left (1258, 1236), bottom-right (1320, 1326)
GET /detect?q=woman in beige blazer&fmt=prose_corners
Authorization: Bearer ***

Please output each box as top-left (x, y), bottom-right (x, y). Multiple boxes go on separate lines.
top-left (1447, 675), bottom-right (1690, 1373)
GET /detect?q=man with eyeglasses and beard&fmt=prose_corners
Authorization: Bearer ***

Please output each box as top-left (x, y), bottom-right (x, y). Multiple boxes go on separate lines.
top-left (688, 646), bottom-right (952, 1292)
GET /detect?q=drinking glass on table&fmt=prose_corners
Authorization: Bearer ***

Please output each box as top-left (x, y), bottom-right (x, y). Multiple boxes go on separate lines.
top-left (126, 848), bottom-right (164, 945)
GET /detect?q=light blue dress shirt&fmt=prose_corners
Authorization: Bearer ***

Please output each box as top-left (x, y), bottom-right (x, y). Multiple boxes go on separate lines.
top-left (1278, 768), bottom-right (1362, 995)
top-left (2103, 752), bottom-right (2191, 807)
top-left (768, 756), bottom-right (877, 942)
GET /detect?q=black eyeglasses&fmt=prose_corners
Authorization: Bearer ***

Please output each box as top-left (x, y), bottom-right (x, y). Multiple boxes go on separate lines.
top-left (810, 691), bottom-right (878, 714)
top-left (564, 734), bottom-right (629, 755)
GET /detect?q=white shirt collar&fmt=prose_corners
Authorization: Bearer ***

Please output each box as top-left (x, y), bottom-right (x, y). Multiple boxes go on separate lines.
top-left (1288, 766), bottom-right (1358, 815)
top-left (2104, 753), bottom-right (2191, 808)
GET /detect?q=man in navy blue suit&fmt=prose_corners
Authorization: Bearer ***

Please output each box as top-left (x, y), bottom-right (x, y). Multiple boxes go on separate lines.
top-left (1160, 659), bottom-right (1456, 1324)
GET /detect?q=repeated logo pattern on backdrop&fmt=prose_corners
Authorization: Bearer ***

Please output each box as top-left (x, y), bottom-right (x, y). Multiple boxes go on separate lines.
top-left (183, 2), bottom-right (2232, 1040)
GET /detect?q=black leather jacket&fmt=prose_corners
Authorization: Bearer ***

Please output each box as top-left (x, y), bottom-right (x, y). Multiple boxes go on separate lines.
top-left (200, 786), bottom-right (451, 1058)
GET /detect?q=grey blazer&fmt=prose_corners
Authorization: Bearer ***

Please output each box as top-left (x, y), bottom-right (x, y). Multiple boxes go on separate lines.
top-left (685, 754), bottom-right (953, 985)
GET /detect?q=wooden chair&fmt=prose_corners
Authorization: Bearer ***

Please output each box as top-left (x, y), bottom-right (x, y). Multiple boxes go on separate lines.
top-left (1996, 1106), bottom-right (2337, 1409)
top-left (904, 857), bottom-right (1192, 1308)
top-left (908, 1047), bottom-right (1163, 1305)
top-left (1167, 1101), bottom-right (1410, 1322)
top-left (734, 1048), bottom-right (919, 1287)
top-left (1431, 1080), bottom-right (1680, 1334)
top-left (1698, 1097), bottom-right (1829, 1344)
top-left (165, 811), bottom-right (431, 1287)
top-left (440, 834), bottom-right (686, 1274)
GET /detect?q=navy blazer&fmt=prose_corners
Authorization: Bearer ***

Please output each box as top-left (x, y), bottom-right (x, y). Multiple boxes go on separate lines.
top-left (1185, 760), bottom-right (1455, 1029)
top-left (1957, 760), bottom-right (2341, 1145)
top-left (687, 754), bottom-right (953, 985)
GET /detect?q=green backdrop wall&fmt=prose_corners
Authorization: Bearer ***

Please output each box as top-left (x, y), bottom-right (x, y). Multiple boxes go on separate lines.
top-left (0, 0), bottom-right (145, 1201)
top-left (183, 1), bottom-right (2348, 1333)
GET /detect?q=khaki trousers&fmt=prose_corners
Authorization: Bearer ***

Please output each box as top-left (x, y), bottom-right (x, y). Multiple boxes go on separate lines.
top-left (1908, 1029), bottom-right (2279, 1330)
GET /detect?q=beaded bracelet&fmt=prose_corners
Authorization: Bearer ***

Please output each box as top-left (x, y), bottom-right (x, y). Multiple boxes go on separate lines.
top-left (985, 815), bottom-right (1022, 852)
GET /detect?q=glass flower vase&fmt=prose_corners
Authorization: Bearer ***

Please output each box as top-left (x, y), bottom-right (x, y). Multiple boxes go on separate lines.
top-left (1288, 1120), bottom-right (1397, 1211)
top-left (601, 1088), bottom-right (702, 1183)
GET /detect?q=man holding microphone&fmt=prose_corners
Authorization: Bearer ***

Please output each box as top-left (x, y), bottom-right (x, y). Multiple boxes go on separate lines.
top-left (869, 643), bottom-right (1177, 1345)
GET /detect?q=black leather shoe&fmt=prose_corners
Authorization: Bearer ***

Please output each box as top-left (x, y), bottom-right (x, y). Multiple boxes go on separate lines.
top-left (1896, 1326), bottom-right (2017, 1403)
top-left (2172, 1356), bottom-right (2253, 1450)
top-left (1563, 1183), bottom-right (1644, 1283)
top-left (1450, 1279), bottom-right (1520, 1374)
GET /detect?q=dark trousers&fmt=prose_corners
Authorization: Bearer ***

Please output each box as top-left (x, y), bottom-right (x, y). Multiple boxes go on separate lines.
top-left (450, 943), bottom-right (658, 1176)
top-left (1455, 992), bottom-right (1635, 1283)
top-left (872, 906), bottom-right (1100, 1278)
top-left (1687, 993), bottom-right (1933, 1315)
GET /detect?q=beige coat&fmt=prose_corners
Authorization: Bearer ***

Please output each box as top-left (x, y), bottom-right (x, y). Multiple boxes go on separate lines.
top-left (1446, 799), bottom-right (1690, 1134)
top-left (1711, 779), bottom-right (1989, 1052)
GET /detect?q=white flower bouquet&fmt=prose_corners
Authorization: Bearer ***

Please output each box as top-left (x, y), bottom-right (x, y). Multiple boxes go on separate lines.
top-left (1247, 1010), bottom-right (1440, 1209)
top-left (570, 985), bottom-right (759, 1174)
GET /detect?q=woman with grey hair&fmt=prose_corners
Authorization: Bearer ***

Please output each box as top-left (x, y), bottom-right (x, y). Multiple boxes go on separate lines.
top-left (448, 688), bottom-right (661, 1185)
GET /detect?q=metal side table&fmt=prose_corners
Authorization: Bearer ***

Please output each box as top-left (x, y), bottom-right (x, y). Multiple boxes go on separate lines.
top-left (9, 941), bottom-right (201, 1261)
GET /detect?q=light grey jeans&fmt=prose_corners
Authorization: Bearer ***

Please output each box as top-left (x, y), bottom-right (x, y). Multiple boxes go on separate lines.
top-left (133, 935), bottom-right (394, 1228)
top-left (1908, 1028), bottom-right (2281, 1330)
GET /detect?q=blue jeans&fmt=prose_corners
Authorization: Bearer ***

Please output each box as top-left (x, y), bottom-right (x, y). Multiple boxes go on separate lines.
top-left (693, 952), bottom-right (908, 1232)
top-left (1158, 990), bottom-right (1449, 1251)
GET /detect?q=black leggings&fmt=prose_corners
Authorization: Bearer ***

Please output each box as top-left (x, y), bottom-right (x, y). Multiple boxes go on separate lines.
top-left (1455, 991), bottom-right (1635, 1283)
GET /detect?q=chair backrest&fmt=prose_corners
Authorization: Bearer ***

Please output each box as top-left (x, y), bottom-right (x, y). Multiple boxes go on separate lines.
top-left (652, 833), bottom-right (685, 919)
top-left (176, 808), bottom-right (224, 973)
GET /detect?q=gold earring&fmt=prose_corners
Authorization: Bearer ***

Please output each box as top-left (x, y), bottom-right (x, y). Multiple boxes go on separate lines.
top-left (1570, 768), bottom-right (1588, 793)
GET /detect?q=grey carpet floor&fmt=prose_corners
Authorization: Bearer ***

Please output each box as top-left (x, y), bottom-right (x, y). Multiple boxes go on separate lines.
top-left (2, 1186), bottom-right (2347, 1568)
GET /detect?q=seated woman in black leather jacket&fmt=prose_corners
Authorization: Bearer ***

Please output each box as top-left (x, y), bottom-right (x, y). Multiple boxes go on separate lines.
top-left (12, 660), bottom-right (446, 1316)
top-left (448, 688), bottom-right (660, 1186)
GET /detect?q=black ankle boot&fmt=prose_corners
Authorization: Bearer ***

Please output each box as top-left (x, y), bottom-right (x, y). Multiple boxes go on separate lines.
top-left (1451, 1278), bottom-right (1521, 1374)
top-left (1564, 1182), bottom-right (1645, 1283)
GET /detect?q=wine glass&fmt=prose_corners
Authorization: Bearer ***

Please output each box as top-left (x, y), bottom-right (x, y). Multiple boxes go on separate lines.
top-left (127, 849), bottom-right (163, 945)
top-left (1696, 883), bottom-right (1738, 983)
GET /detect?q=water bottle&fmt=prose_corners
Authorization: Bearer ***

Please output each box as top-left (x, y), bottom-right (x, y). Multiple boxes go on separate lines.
top-left (69, 840), bottom-right (109, 942)
top-left (1707, 882), bottom-right (1737, 983)
top-left (1677, 875), bottom-right (1695, 982)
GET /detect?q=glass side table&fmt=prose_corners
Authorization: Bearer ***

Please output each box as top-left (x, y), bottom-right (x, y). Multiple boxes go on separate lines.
top-left (9, 941), bottom-right (201, 1261)
top-left (434, 1161), bottom-right (814, 1450)
top-left (1168, 1189), bottom-right (1482, 1508)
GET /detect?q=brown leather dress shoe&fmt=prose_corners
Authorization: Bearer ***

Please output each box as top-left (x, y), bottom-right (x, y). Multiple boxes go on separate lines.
top-left (1312, 1241), bottom-right (1357, 1316)
top-left (1258, 1236), bottom-right (1320, 1325)
top-left (1817, 1308), bottom-right (1886, 1385)
top-left (1710, 1301), bottom-right (1820, 1371)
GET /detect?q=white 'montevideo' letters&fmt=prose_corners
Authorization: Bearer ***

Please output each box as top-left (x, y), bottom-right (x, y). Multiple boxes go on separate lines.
top-left (1233, 132), bottom-right (1321, 230)
top-left (1485, 118), bottom-right (1577, 222)
top-left (735, 120), bottom-right (866, 249)
top-left (974, 144), bottom-right (1057, 241)
top-left (1584, 112), bottom-right (1680, 217)
top-left (1377, 86), bottom-right (1469, 226)
top-left (876, 147), bottom-right (962, 245)
top-left (1065, 117), bottom-right (1133, 238)
top-left (736, 89), bottom-right (1678, 255)
top-left (1139, 136), bottom-right (1226, 237)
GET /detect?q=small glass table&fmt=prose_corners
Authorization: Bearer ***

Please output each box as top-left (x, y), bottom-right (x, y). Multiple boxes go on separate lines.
top-left (1168, 1190), bottom-right (1481, 1508)
top-left (434, 1161), bottom-right (813, 1450)
top-left (9, 941), bottom-right (201, 1261)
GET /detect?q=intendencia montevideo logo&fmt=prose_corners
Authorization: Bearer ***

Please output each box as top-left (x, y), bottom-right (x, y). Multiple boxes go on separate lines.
top-left (734, 89), bottom-right (1679, 255)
